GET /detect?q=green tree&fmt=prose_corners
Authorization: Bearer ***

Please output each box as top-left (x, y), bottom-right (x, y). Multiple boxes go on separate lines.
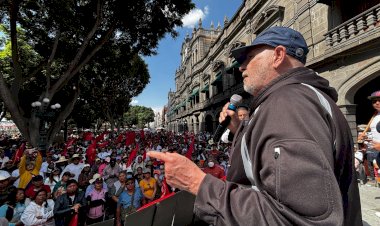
top-left (0, 0), bottom-right (194, 149)
top-left (124, 105), bottom-right (155, 129)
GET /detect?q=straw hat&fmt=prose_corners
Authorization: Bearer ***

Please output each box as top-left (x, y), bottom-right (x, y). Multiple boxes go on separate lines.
top-left (89, 173), bottom-right (102, 184)
top-left (55, 156), bottom-right (68, 163)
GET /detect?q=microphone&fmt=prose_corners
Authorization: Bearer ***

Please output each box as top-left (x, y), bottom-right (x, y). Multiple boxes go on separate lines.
top-left (212, 94), bottom-right (242, 143)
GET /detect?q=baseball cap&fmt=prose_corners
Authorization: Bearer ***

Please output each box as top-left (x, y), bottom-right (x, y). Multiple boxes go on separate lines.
top-left (0, 170), bottom-right (10, 180)
top-left (231, 26), bottom-right (309, 64)
top-left (368, 90), bottom-right (380, 100)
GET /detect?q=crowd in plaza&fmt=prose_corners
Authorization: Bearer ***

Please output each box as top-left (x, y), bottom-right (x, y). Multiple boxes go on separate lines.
top-left (0, 129), bottom-right (230, 225)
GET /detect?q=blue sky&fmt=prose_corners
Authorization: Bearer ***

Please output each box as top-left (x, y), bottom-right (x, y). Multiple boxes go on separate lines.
top-left (134, 0), bottom-right (242, 112)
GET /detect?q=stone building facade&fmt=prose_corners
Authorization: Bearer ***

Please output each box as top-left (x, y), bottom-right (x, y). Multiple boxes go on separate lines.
top-left (166, 0), bottom-right (380, 141)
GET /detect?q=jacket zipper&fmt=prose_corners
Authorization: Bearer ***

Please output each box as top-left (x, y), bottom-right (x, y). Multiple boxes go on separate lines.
top-left (274, 147), bottom-right (281, 201)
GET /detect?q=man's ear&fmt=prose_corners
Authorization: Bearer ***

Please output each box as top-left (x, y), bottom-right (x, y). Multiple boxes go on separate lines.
top-left (272, 45), bottom-right (287, 69)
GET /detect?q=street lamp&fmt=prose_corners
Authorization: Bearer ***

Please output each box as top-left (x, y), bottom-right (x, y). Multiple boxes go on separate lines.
top-left (31, 98), bottom-right (61, 153)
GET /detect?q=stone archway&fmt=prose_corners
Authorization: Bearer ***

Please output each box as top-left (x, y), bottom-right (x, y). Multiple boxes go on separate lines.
top-left (338, 59), bottom-right (380, 140)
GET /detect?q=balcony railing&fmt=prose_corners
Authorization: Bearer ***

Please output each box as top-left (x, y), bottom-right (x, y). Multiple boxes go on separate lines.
top-left (324, 4), bottom-right (380, 47)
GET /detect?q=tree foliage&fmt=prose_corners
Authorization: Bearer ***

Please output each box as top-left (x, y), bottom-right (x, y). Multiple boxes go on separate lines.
top-left (124, 105), bottom-right (155, 128)
top-left (0, 0), bottom-right (194, 148)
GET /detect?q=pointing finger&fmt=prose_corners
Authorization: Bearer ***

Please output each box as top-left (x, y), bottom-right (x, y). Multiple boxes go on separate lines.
top-left (147, 151), bottom-right (168, 161)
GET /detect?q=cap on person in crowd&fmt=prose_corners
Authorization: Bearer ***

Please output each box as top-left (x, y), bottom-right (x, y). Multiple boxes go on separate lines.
top-left (231, 26), bottom-right (309, 64)
top-left (32, 175), bottom-right (44, 182)
top-left (83, 164), bottom-right (91, 168)
top-left (368, 90), bottom-right (380, 100)
top-left (142, 168), bottom-right (150, 174)
top-left (71, 154), bottom-right (81, 159)
top-left (89, 173), bottom-right (102, 184)
top-left (55, 156), bottom-right (68, 163)
top-left (0, 170), bottom-right (10, 180)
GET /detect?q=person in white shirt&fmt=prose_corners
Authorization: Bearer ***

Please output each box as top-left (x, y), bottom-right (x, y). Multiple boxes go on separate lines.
top-left (21, 189), bottom-right (55, 226)
top-left (44, 168), bottom-right (60, 192)
top-left (11, 168), bottom-right (20, 188)
top-left (60, 154), bottom-right (84, 181)
top-left (220, 105), bottom-right (249, 143)
top-left (40, 156), bottom-right (54, 179)
top-left (0, 149), bottom-right (9, 169)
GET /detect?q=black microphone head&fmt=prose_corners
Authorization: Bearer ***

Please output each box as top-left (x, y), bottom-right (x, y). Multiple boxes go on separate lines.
top-left (230, 94), bottom-right (242, 106)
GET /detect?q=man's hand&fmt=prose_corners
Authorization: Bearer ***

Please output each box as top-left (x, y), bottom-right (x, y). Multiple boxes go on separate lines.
top-left (146, 151), bottom-right (206, 195)
top-left (72, 203), bottom-right (81, 213)
top-left (219, 102), bottom-right (241, 134)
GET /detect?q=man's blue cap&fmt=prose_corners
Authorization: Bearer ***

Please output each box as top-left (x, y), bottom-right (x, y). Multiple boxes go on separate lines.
top-left (231, 26), bottom-right (309, 64)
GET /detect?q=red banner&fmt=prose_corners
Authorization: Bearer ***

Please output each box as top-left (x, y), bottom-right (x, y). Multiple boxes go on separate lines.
top-left (125, 131), bottom-right (136, 146)
top-left (13, 142), bottom-right (26, 163)
top-left (184, 135), bottom-right (195, 160)
top-left (86, 141), bottom-right (97, 165)
top-left (127, 144), bottom-right (139, 167)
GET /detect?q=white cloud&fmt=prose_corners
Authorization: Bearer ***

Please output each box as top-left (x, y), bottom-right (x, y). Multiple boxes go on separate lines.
top-left (131, 99), bottom-right (139, 105)
top-left (182, 6), bottom-right (209, 28)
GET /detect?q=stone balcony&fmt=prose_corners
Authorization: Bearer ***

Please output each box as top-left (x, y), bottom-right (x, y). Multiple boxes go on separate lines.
top-left (324, 4), bottom-right (380, 49)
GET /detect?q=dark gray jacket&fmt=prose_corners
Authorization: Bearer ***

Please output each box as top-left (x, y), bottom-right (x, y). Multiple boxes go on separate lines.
top-left (194, 67), bottom-right (362, 225)
top-left (54, 191), bottom-right (87, 226)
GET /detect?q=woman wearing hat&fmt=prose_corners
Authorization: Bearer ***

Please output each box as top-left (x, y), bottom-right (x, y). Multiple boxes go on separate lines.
top-left (44, 167), bottom-right (60, 192)
top-left (359, 91), bottom-right (380, 178)
top-left (54, 156), bottom-right (68, 172)
top-left (139, 168), bottom-right (157, 205)
top-left (86, 176), bottom-right (107, 225)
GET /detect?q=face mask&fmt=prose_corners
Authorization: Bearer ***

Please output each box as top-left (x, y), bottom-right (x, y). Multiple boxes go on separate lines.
top-left (126, 175), bottom-right (133, 179)
top-left (208, 162), bottom-right (215, 168)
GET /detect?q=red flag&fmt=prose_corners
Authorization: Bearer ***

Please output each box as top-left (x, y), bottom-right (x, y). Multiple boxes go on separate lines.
top-left (86, 142), bottom-right (97, 165)
top-left (83, 132), bottom-right (93, 141)
top-left (68, 213), bottom-right (78, 226)
top-left (127, 144), bottom-right (139, 167)
top-left (95, 131), bottom-right (107, 142)
top-left (140, 130), bottom-right (145, 140)
top-left (97, 141), bottom-right (109, 149)
top-left (125, 131), bottom-right (136, 146)
top-left (13, 143), bottom-right (26, 163)
top-left (160, 178), bottom-right (172, 198)
top-left (62, 138), bottom-right (76, 157)
top-left (185, 135), bottom-right (195, 159)
top-left (142, 150), bottom-right (147, 161)
top-left (115, 134), bottom-right (124, 144)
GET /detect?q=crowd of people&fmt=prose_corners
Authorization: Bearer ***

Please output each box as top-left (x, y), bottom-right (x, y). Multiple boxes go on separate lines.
top-left (0, 129), bottom-right (230, 225)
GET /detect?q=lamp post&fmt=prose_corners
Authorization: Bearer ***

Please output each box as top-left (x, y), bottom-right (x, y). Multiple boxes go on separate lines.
top-left (31, 98), bottom-right (61, 153)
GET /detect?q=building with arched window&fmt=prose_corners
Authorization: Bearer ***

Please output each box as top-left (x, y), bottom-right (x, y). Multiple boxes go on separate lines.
top-left (166, 0), bottom-right (380, 141)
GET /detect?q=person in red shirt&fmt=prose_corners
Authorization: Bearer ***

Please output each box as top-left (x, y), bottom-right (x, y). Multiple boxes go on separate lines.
top-left (25, 175), bottom-right (51, 198)
top-left (202, 159), bottom-right (225, 179)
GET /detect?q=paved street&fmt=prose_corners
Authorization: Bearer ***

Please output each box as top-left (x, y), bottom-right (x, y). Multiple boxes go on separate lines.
top-left (360, 181), bottom-right (380, 225)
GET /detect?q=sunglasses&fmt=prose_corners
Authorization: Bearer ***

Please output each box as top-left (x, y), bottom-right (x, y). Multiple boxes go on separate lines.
top-left (372, 99), bottom-right (380, 104)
